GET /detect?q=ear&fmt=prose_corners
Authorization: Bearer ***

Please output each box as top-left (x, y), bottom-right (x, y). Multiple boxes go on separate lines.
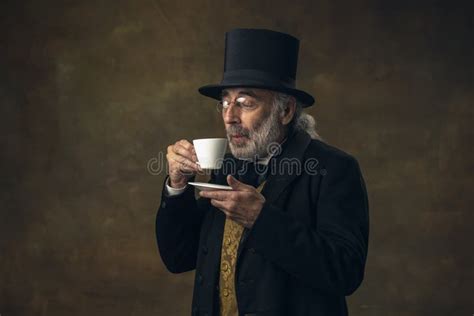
top-left (280, 96), bottom-right (297, 126)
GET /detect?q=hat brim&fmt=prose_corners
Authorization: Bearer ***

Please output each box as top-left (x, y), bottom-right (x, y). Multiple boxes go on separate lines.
top-left (198, 83), bottom-right (315, 107)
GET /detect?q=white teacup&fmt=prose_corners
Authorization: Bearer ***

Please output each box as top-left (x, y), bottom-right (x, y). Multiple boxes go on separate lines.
top-left (193, 138), bottom-right (228, 169)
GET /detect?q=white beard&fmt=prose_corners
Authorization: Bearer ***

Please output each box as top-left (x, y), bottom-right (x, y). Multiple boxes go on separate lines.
top-left (226, 106), bottom-right (284, 159)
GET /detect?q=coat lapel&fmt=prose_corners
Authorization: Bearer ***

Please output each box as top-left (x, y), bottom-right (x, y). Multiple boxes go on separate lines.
top-left (260, 130), bottom-right (312, 204)
top-left (235, 130), bottom-right (312, 262)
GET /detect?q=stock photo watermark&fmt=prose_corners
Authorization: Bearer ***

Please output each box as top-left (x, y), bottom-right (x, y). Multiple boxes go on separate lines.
top-left (146, 142), bottom-right (326, 177)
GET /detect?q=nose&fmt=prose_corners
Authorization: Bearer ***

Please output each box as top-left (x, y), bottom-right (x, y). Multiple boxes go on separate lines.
top-left (223, 103), bottom-right (241, 125)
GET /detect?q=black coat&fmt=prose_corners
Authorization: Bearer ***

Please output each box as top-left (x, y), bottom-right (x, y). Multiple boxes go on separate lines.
top-left (156, 130), bottom-right (369, 316)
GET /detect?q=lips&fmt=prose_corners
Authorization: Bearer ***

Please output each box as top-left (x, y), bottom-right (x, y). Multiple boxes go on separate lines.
top-left (231, 134), bottom-right (248, 143)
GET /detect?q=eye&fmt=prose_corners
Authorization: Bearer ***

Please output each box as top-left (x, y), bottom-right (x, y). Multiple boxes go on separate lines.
top-left (237, 97), bottom-right (256, 109)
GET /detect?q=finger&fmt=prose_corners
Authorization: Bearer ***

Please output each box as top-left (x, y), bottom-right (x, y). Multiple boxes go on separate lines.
top-left (178, 140), bottom-right (197, 158)
top-left (227, 175), bottom-right (253, 191)
top-left (210, 199), bottom-right (230, 212)
top-left (210, 200), bottom-right (241, 220)
top-left (169, 155), bottom-right (196, 172)
top-left (178, 139), bottom-right (194, 149)
top-left (210, 200), bottom-right (248, 225)
top-left (168, 154), bottom-right (199, 174)
top-left (169, 164), bottom-right (195, 178)
top-left (169, 152), bottom-right (200, 170)
top-left (174, 143), bottom-right (198, 162)
top-left (199, 190), bottom-right (233, 201)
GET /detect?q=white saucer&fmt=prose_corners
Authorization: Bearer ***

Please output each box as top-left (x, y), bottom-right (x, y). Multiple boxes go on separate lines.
top-left (188, 182), bottom-right (232, 191)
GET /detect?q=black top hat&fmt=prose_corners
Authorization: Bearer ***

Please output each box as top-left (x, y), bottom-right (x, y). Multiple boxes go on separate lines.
top-left (198, 28), bottom-right (315, 107)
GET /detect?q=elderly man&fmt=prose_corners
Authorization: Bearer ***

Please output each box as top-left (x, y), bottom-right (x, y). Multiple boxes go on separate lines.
top-left (156, 29), bottom-right (369, 316)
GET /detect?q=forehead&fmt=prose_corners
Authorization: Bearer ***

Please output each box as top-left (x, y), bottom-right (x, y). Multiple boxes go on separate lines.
top-left (221, 87), bottom-right (273, 99)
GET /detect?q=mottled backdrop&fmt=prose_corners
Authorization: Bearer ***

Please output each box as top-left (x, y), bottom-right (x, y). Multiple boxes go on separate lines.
top-left (1, 0), bottom-right (473, 315)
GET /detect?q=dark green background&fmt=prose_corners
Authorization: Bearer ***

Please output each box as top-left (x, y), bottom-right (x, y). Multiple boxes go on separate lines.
top-left (1, 0), bottom-right (473, 315)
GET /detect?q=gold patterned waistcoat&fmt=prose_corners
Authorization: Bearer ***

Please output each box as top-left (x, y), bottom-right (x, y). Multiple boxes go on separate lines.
top-left (218, 180), bottom-right (266, 316)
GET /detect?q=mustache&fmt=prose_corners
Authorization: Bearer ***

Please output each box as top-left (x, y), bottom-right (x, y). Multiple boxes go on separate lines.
top-left (226, 125), bottom-right (251, 137)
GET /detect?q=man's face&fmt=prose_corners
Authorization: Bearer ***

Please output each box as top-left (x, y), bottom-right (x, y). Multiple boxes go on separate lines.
top-left (221, 87), bottom-right (284, 159)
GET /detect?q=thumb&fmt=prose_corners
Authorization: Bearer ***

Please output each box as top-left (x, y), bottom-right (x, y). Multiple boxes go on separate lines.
top-left (227, 175), bottom-right (252, 191)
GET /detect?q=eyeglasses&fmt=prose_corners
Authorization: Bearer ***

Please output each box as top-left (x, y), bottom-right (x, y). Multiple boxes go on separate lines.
top-left (216, 96), bottom-right (258, 113)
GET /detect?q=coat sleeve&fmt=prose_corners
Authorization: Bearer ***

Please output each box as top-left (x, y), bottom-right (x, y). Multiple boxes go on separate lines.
top-left (244, 155), bottom-right (369, 296)
top-left (155, 175), bottom-right (212, 273)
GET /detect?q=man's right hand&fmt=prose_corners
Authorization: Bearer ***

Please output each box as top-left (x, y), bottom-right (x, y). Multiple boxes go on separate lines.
top-left (166, 139), bottom-right (202, 188)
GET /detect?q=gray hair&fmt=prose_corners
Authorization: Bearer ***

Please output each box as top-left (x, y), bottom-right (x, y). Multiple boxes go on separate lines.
top-left (273, 92), bottom-right (322, 141)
